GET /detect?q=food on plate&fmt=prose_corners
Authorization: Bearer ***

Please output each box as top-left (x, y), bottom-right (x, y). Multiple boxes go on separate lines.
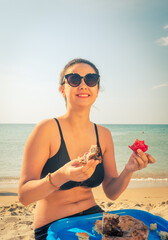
top-left (94, 212), bottom-right (149, 239)
top-left (78, 145), bottom-right (101, 164)
top-left (76, 232), bottom-right (90, 240)
top-left (94, 219), bottom-right (103, 235)
top-left (102, 213), bottom-right (123, 236)
top-left (157, 231), bottom-right (168, 240)
top-left (150, 223), bottom-right (157, 230)
top-left (129, 139), bottom-right (148, 153)
top-left (149, 222), bottom-right (168, 240)
top-left (150, 223), bottom-right (168, 239)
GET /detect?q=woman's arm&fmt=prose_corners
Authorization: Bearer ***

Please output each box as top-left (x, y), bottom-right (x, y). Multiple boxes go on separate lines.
top-left (101, 128), bottom-right (155, 200)
top-left (18, 119), bottom-right (68, 206)
top-left (18, 119), bottom-right (100, 206)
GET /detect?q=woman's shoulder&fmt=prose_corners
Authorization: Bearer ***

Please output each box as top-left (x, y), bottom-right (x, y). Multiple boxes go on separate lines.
top-left (95, 124), bottom-right (113, 155)
top-left (33, 118), bottom-right (54, 129)
top-left (96, 124), bottom-right (112, 137)
top-left (95, 124), bottom-right (113, 149)
top-left (31, 118), bottom-right (58, 137)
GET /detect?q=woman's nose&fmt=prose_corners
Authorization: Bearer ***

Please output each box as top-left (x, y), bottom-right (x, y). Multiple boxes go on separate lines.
top-left (78, 79), bottom-right (88, 89)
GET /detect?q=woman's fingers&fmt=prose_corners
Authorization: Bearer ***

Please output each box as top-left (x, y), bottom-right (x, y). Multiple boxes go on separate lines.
top-left (127, 149), bottom-right (156, 173)
top-left (136, 149), bottom-right (156, 164)
top-left (68, 159), bottom-right (99, 181)
top-left (94, 156), bottom-right (102, 163)
top-left (137, 149), bottom-right (148, 161)
top-left (137, 149), bottom-right (155, 164)
top-left (82, 160), bottom-right (99, 172)
top-left (71, 158), bottom-right (82, 166)
top-left (136, 149), bottom-right (148, 168)
top-left (145, 153), bottom-right (156, 164)
top-left (134, 149), bottom-right (155, 170)
top-left (81, 160), bottom-right (99, 179)
top-left (133, 154), bottom-right (146, 169)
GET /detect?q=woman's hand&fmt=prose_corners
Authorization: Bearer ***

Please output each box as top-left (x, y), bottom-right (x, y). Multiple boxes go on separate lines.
top-left (125, 149), bottom-right (155, 173)
top-left (62, 158), bottom-right (101, 182)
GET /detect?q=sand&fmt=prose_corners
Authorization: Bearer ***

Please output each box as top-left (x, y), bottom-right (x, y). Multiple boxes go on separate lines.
top-left (0, 186), bottom-right (168, 239)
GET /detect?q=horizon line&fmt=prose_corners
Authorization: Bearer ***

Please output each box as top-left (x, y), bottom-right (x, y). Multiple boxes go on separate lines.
top-left (0, 122), bottom-right (168, 125)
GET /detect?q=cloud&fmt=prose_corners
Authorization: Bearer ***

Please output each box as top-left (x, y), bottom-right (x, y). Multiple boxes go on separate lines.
top-left (156, 25), bottom-right (168, 46)
top-left (152, 82), bottom-right (168, 89)
top-left (156, 36), bottom-right (168, 46)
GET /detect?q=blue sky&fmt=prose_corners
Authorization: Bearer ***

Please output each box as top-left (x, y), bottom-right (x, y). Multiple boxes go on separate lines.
top-left (0, 0), bottom-right (168, 124)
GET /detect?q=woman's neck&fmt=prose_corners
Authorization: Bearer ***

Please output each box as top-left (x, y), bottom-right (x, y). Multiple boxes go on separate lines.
top-left (61, 107), bottom-right (91, 129)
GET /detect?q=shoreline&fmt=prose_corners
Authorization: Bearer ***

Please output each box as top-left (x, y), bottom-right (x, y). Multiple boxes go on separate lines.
top-left (1, 177), bottom-right (168, 190)
top-left (0, 186), bottom-right (168, 239)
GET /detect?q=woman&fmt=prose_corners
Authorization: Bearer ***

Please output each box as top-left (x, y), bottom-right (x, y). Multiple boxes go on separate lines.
top-left (18, 58), bottom-right (155, 239)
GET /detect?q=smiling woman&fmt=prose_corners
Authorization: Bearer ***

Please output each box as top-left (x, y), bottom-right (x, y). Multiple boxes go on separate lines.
top-left (59, 59), bottom-right (100, 107)
top-left (59, 61), bottom-right (100, 110)
top-left (18, 58), bottom-right (155, 240)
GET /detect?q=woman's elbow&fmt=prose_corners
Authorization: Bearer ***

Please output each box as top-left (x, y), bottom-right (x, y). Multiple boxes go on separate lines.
top-left (18, 186), bottom-right (31, 206)
top-left (105, 192), bottom-right (120, 201)
top-left (18, 192), bottom-right (29, 206)
top-left (103, 184), bottom-right (120, 201)
top-left (102, 177), bottom-right (122, 201)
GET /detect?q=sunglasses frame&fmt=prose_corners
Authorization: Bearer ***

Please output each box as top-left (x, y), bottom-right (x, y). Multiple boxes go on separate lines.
top-left (63, 73), bottom-right (100, 87)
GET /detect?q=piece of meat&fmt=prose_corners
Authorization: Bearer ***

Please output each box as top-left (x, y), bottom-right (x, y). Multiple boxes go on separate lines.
top-left (79, 145), bottom-right (101, 164)
top-left (102, 213), bottom-right (123, 237)
top-left (76, 232), bottom-right (90, 240)
top-left (94, 213), bottom-right (149, 240)
top-left (94, 220), bottom-right (103, 235)
top-left (119, 215), bottom-right (149, 240)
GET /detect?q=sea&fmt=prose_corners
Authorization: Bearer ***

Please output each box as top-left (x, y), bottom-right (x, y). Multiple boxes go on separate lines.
top-left (0, 124), bottom-right (168, 189)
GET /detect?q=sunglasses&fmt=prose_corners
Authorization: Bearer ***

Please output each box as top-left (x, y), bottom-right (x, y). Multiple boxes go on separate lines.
top-left (62, 73), bottom-right (100, 87)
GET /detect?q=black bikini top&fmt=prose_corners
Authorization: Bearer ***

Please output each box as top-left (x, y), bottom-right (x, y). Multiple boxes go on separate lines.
top-left (40, 118), bottom-right (104, 190)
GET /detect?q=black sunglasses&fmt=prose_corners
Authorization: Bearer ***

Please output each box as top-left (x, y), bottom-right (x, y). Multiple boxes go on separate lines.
top-left (62, 73), bottom-right (100, 87)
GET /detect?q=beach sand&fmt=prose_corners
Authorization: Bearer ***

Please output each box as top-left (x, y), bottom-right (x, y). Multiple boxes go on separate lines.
top-left (0, 186), bottom-right (168, 239)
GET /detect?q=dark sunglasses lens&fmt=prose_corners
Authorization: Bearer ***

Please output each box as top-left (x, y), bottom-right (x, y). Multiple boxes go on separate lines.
top-left (85, 74), bottom-right (99, 87)
top-left (67, 74), bottom-right (81, 87)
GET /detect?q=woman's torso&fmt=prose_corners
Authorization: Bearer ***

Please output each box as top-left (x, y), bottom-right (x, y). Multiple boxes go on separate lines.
top-left (34, 118), bottom-right (105, 229)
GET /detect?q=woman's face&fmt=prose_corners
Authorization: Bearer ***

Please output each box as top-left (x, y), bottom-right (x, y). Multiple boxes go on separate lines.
top-left (60, 63), bottom-right (99, 109)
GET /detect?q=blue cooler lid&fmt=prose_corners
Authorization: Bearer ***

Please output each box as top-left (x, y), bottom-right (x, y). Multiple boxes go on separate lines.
top-left (47, 209), bottom-right (168, 240)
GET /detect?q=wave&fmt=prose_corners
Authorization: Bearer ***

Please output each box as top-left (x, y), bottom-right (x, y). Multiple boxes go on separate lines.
top-left (0, 176), bottom-right (168, 185)
top-left (131, 178), bottom-right (168, 182)
top-left (0, 177), bottom-right (20, 184)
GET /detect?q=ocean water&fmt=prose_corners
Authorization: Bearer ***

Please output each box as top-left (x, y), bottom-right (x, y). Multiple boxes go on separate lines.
top-left (0, 124), bottom-right (168, 188)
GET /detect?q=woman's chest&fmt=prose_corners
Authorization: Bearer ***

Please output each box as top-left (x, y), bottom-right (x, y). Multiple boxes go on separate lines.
top-left (50, 131), bottom-right (98, 160)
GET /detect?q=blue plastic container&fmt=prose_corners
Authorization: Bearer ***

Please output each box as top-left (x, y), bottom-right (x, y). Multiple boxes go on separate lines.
top-left (47, 209), bottom-right (168, 240)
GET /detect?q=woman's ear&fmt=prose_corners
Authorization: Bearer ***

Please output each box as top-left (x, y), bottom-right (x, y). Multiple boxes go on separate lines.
top-left (59, 85), bottom-right (66, 98)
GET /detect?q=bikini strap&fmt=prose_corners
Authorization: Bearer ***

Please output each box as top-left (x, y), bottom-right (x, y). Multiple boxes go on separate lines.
top-left (54, 118), bottom-right (63, 141)
top-left (94, 123), bottom-right (102, 156)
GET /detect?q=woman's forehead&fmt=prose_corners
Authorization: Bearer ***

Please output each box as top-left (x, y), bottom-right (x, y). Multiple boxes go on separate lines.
top-left (65, 63), bottom-right (96, 75)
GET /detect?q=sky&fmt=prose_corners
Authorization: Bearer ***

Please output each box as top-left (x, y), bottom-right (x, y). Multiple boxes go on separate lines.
top-left (0, 0), bottom-right (168, 124)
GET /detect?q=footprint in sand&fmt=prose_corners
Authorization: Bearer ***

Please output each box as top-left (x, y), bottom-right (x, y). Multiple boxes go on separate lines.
top-left (19, 221), bottom-right (33, 225)
top-left (11, 212), bottom-right (18, 216)
top-left (107, 202), bottom-right (113, 207)
top-left (134, 203), bottom-right (144, 207)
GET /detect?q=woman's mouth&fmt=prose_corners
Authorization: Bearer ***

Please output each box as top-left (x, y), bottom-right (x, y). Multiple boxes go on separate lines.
top-left (76, 94), bottom-right (90, 98)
